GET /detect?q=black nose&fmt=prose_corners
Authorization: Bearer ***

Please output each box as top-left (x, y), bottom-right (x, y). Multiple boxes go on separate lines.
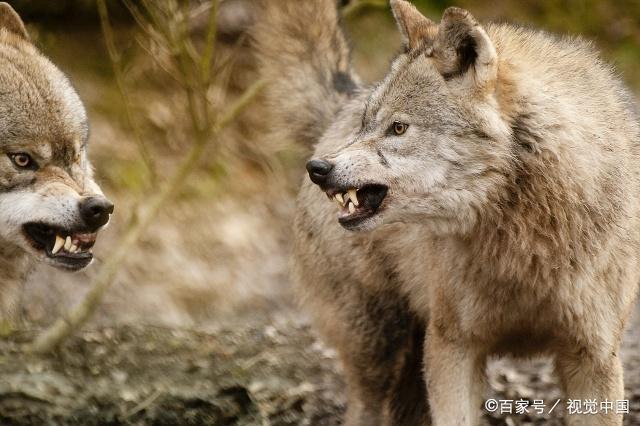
top-left (79, 196), bottom-right (114, 231)
top-left (306, 159), bottom-right (333, 185)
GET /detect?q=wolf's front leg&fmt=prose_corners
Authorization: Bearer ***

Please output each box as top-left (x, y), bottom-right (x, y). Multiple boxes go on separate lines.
top-left (309, 284), bottom-right (430, 426)
top-left (339, 298), bottom-right (429, 426)
top-left (555, 348), bottom-right (624, 426)
top-left (425, 323), bottom-right (486, 426)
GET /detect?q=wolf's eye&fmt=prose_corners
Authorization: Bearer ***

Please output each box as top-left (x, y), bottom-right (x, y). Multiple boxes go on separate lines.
top-left (392, 121), bottom-right (408, 136)
top-left (9, 153), bottom-right (35, 169)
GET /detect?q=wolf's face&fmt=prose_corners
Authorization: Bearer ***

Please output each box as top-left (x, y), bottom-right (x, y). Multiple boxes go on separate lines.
top-left (0, 5), bottom-right (113, 271)
top-left (307, 2), bottom-right (513, 234)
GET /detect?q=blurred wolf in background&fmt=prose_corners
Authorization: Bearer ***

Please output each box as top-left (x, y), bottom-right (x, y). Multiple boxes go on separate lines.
top-left (255, 0), bottom-right (640, 424)
top-left (0, 3), bottom-right (113, 321)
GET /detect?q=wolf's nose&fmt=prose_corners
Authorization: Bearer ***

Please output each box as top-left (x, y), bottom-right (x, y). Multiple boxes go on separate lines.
top-left (80, 196), bottom-right (114, 231)
top-left (306, 159), bottom-right (333, 185)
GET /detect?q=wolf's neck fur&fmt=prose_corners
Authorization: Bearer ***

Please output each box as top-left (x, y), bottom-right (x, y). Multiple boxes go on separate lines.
top-left (0, 241), bottom-right (31, 320)
top-left (464, 145), bottom-right (625, 288)
top-left (454, 48), bottom-right (631, 287)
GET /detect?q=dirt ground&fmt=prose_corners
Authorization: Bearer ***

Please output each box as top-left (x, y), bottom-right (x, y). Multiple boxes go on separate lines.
top-left (1, 301), bottom-right (638, 426)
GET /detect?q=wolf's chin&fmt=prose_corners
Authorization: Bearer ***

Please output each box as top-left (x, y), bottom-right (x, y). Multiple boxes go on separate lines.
top-left (25, 244), bottom-right (94, 272)
top-left (339, 213), bottom-right (383, 232)
top-left (41, 254), bottom-right (94, 272)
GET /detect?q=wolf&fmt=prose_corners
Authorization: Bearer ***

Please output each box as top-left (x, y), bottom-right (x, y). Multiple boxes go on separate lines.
top-left (255, 0), bottom-right (640, 425)
top-left (0, 3), bottom-right (113, 321)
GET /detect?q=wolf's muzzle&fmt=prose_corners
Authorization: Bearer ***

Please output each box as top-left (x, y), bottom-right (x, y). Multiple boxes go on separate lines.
top-left (79, 196), bottom-right (114, 231)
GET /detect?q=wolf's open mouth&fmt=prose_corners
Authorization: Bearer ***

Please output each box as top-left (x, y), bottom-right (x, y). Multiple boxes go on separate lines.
top-left (325, 184), bottom-right (388, 228)
top-left (23, 222), bottom-right (96, 270)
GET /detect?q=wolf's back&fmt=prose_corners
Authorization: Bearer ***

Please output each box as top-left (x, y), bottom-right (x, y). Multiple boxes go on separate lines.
top-left (252, 0), bottom-right (357, 148)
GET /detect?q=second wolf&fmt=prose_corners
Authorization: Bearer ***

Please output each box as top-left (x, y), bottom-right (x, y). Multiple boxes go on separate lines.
top-left (0, 3), bottom-right (113, 320)
top-left (255, 0), bottom-right (640, 425)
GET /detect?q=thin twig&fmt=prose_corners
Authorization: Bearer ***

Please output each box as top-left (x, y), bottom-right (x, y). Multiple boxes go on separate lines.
top-left (200, 1), bottom-right (218, 85)
top-left (124, 387), bottom-right (163, 419)
top-left (134, 35), bottom-right (183, 84)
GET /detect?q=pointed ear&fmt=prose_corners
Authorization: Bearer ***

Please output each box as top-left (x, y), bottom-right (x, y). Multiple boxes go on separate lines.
top-left (0, 2), bottom-right (28, 40)
top-left (390, 0), bottom-right (437, 52)
top-left (433, 7), bottom-right (496, 88)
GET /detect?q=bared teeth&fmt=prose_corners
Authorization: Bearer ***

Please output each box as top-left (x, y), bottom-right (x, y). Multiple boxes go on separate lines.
top-left (50, 234), bottom-right (91, 255)
top-left (328, 188), bottom-right (361, 211)
top-left (348, 189), bottom-right (359, 207)
top-left (52, 235), bottom-right (65, 255)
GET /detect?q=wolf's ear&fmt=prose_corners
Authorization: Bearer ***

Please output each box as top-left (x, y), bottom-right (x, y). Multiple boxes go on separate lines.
top-left (390, 0), bottom-right (437, 52)
top-left (433, 7), bottom-right (496, 89)
top-left (0, 2), bottom-right (28, 40)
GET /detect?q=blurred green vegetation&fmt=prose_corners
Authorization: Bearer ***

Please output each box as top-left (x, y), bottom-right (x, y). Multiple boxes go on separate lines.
top-left (346, 0), bottom-right (640, 90)
top-left (10, 0), bottom-right (637, 196)
top-left (447, 0), bottom-right (640, 90)
top-left (13, 0), bottom-right (640, 90)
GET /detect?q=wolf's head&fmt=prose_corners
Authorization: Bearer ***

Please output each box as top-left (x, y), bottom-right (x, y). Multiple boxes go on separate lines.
top-left (0, 3), bottom-right (113, 271)
top-left (306, 1), bottom-right (514, 234)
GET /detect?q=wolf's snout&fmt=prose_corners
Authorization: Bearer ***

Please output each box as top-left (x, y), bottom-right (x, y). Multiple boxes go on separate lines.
top-left (306, 159), bottom-right (333, 185)
top-left (79, 196), bottom-right (114, 230)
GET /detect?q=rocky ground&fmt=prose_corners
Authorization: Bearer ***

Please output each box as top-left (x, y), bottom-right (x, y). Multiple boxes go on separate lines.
top-left (1, 303), bottom-right (639, 425)
top-left (0, 320), bottom-right (344, 426)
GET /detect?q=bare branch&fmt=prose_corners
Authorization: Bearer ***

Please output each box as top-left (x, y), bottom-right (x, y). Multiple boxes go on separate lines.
top-left (200, 1), bottom-right (218, 85)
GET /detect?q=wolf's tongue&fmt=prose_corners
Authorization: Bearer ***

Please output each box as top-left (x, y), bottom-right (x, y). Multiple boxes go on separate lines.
top-left (74, 233), bottom-right (97, 245)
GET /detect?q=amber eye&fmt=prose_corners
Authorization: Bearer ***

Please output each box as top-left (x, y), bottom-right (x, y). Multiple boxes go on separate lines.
top-left (392, 121), bottom-right (408, 136)
top-left (9, 153), bottom-right (34, 169)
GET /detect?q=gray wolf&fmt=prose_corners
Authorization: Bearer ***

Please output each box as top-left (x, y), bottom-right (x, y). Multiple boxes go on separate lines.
top-left (0, 3), bottom-right (113, 320)
top-left (254, 0), bottom-right (640, 425)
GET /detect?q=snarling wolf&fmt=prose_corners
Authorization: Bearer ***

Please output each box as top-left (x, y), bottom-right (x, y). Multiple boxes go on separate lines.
top-left (0, 4), bottom-right (113, 320)
top-left (255, 0), bottom-right (640, 424)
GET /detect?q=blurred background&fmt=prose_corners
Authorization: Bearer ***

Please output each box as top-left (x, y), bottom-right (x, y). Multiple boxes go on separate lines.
top-left (2, 1), bottom-right (639, 424)
top-left (13, 0), bottom-right (640, 330)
